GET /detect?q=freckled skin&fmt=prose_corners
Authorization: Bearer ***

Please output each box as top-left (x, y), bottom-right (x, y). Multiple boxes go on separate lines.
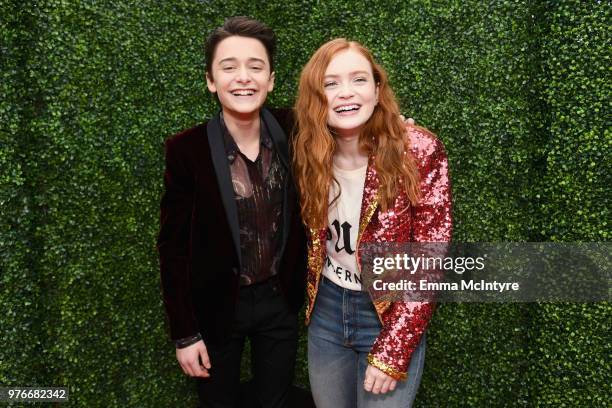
top-left (323, 49), bottom-right (379, 138)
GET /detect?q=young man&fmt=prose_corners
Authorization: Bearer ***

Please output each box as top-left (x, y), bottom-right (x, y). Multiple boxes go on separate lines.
top-left (157, 16), bottom-right (306, 408)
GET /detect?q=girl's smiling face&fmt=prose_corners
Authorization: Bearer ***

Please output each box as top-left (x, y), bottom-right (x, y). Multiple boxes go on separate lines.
top-left (323, 49), bottom-right (379, 138)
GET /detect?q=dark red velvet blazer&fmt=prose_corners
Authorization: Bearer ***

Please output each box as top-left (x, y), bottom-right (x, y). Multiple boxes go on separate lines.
top-left (157, 107), bottom-right (306, 346)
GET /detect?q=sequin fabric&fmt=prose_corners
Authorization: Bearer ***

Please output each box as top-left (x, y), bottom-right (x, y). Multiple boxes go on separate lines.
top-left (304, 126), bottom-right (453, 380)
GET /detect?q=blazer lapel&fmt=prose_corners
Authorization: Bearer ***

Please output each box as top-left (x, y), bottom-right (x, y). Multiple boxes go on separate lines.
top-left (261, 107), bottom-right (292, 250)
top-left (358, 158), bottom-right (380, 240)
top-left (207, 114), bottom-right (242, 266)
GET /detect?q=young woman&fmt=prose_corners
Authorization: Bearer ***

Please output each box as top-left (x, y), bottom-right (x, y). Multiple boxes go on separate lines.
top-left (293, 39), bottom-right (452, 407)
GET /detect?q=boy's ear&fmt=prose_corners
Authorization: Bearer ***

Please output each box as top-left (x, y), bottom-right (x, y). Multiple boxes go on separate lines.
top-left (268, 71), bottom-right (275, 92)
top-left (206, 72), bottom-right (216, 93)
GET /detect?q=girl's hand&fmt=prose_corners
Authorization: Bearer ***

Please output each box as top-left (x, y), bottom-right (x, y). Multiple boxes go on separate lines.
top-left (364, 364), bottom-right (398, 394)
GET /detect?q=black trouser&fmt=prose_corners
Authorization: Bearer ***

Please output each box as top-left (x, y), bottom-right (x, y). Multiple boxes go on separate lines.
top-left (196, 277), bottom-right (299, 408)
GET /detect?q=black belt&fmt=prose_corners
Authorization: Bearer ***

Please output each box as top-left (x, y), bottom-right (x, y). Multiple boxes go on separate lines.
top-left (240, 274), bottom-right (280, 289)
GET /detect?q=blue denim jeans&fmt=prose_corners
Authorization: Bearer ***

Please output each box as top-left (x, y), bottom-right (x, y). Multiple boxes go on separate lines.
top-left (308, 276), bottom-right (426, 408)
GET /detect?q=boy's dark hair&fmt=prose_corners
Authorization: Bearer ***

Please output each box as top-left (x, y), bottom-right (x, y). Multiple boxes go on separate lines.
top-left (205, 16), bottom-right (276, 78)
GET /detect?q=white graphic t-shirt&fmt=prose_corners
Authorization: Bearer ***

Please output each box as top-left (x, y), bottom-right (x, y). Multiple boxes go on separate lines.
top-left (323, 163), bottom-right (367, 291)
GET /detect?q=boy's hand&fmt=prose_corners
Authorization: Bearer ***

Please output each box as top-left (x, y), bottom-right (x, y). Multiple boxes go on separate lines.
top-left (400, 115), bottom-right (416, 126)
top-left (176, 340), bottom-right (211, 378)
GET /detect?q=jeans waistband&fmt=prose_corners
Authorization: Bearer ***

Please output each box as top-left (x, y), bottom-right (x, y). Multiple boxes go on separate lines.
top-left (321, 275), bottom-right (370, 299)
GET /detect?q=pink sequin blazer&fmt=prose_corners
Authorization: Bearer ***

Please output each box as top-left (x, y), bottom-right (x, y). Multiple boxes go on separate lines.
top-left (304, 126), bottom-right (453, 380)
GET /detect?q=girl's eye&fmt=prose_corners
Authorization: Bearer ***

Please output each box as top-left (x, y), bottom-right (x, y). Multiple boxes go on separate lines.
top-left (324, 81), bottom-right (338, 88)
top-left (354, 77), bottom-right (367, 83)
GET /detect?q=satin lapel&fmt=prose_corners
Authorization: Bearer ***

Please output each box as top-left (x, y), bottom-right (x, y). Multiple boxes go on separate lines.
top-left (261, 108), bottom-right (292, 252)
top-left (358, 158), bottom-right (380, 239)
top-left (207, 115), bottom-right (241, 266)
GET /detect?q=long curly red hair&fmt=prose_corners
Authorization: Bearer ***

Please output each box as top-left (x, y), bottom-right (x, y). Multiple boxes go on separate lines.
top-left (293, 38), bottom-right (420, 228)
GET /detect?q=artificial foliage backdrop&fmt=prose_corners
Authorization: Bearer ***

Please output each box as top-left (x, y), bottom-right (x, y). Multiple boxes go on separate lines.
top-left (1, 0), bottom-right (609, 406)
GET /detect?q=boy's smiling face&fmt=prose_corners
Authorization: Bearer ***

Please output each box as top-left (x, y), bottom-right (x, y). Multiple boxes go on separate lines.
top-left (206, 35), bottom-right (275, 116)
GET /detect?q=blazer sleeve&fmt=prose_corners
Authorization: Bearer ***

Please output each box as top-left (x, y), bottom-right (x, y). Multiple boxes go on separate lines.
top-left (157, 137), bottom-right (200, 341)
top-left (368, 131), bottom-right (453, 380)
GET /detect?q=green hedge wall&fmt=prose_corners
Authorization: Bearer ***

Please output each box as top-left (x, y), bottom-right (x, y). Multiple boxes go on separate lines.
top-left (1, 0), bottom-right (44, 390)
top-left (523, 3), bottom-right (610, 407)
top-left (1, 1), bottom-right (609, 407)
